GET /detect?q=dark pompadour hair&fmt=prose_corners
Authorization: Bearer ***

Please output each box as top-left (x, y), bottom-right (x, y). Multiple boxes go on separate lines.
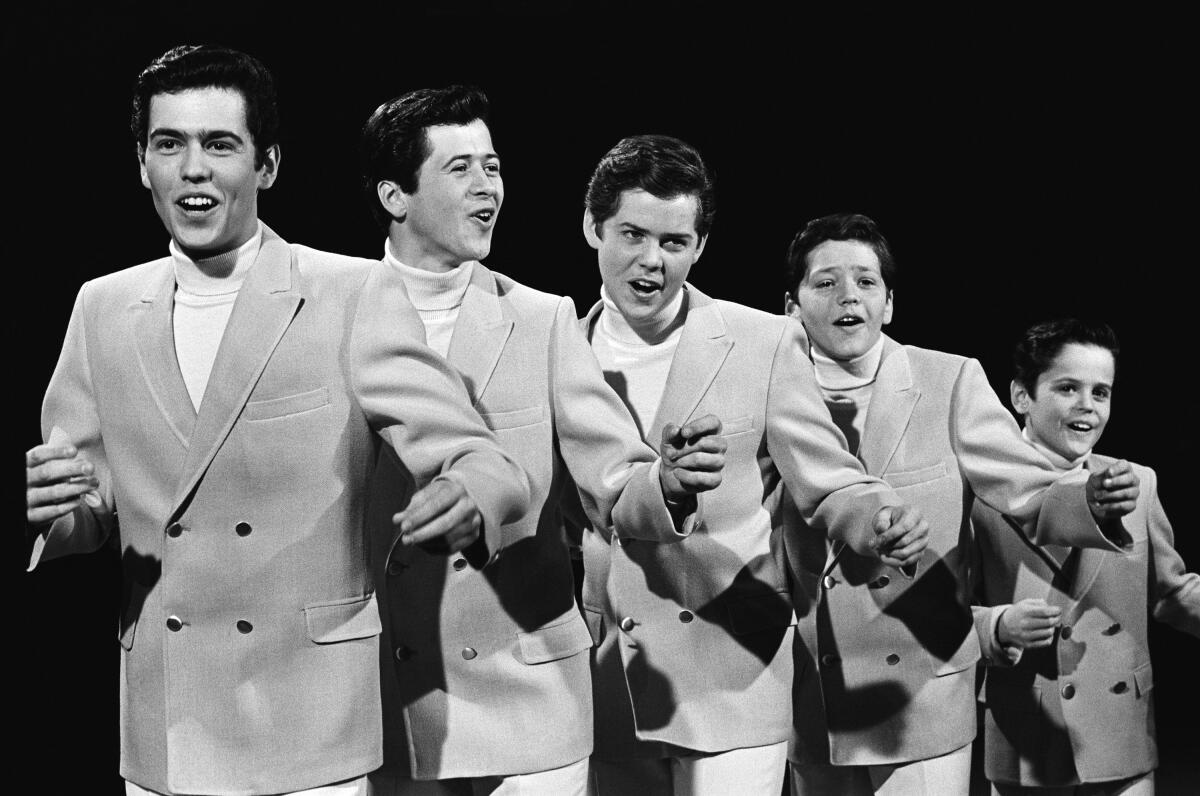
top-left (784, 213), bottom-right (898, 297)
top-left (1013, 318), bottom-right (1120, 397)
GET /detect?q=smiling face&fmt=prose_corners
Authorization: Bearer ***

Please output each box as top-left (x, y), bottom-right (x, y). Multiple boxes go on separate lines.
top-left (139, 87), bottom-right (278, 259)
top-left (786, 239), bottom-right (893, 361)
top-left (1014, 342), bottom-right (1115, 462)
top-left (384, 119), bottom-right (502, 273)
top-left (584, 189), bottom-right (706, 336)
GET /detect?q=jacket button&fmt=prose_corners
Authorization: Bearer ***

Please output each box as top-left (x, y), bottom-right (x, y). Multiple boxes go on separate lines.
top-left (235, 521), bottom-right (252, 537)
top-left (1103, 622), bottom-right (1122, 635)
top-left (386, 560), bottom-right (407, 577)
top-left (822, 575), bottom-right (837, 590)
top-left (166, 616), bottom-right (183, 632)
top-left (870, 575), bottom-right (891, 589)
top-left (886, 653), bottom-right (900, 665)
top-left (821, 654), bottom-right (840, 667)
top-left (1060, 626), bottom-right (1072, 640)
top-left (452, 558), bottom-right (467, 571)
top-left (166, 522), bottom-right (182, 538)
top-left (679, 610), bottom-right (694, 623)
top-left (461, 647), bottom-right (477, 660)
top-left (619, 617), bottom-right (636, 632)
top-left (394, 645), bottom-right (414, 662)
top-left (1112, 681), bottom-right (1129, 694)
top-left (236, 620), bottom-right (253, 634)
top-left (1062, 684), bottom-right (1076, 699)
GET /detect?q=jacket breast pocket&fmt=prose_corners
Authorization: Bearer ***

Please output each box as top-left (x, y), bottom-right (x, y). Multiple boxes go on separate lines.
top-left (884, 462), bottom-right (948, 489)
top-left (118, 580), bottom-right (151, 651)
top-left (517, 612), bottom-right (594, 664)
top-left (480, 404), bottom-right (545, 431)
top-left (720, 415), bottom-right (755, 437)
top-left (304, 594), bottom-right (382, 644)
top-left (244, 386), bottom-right (330, 421)
top-left (583, 606), bottom-right (605, 646)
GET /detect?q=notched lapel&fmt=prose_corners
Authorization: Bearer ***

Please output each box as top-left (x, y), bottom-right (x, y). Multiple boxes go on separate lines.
top-left (860, 341), bottom-right (919, 476)
top-left (170, 233), bottom-right (302, 516)
top-left (446, 265), bottom-right (512, 404)
top-left (648, 294), bottom-right (732, 444)
top-left (133, 262), bottom-right (196, 449)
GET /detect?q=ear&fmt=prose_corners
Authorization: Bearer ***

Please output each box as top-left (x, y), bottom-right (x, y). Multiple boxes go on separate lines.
top-left (692, 234), bottom-right (707, 264)
top-left (784, 292), bottom-right (801, 318)
top-left (138, 145), bottom-right (150, 190)
top-left (257, 144), bottom-right (281, 190)
top-left (377, 180), bottom-right (409, 223)
top-left (582, 209), bottom-right (603, 250)
top-left (1010, 379), bottom-right (1031, 415)
top-left (882, 289), bottom-right (894, 326)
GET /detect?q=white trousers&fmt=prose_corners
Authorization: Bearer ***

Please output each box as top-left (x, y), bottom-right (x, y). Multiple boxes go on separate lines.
top-left (589, 741), bottom-right (789, 795)
top-left (368, 757), bottom-right (589, 796)
top-left (127, 775), bottom-right (368, 796)
top-left (789, 742), bottom-right (972, 796)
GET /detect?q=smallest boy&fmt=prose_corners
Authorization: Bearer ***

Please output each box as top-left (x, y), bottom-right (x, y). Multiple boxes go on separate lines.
top-left (973, 318), bottom-right (1200, 796)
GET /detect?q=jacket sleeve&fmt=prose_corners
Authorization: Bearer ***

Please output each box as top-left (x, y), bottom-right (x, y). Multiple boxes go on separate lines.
top-left (549, 297), bottom-right (690, 543)
top-left (950, 358), bottom-right (1124, 552)
top-left (350, 262), bottom-right (530, 561)
top-left (766, 319), bottom-right (897, 556)
top-left (31, 283), bottom-right (116, 569)
top-left (1143, 467), bottom-right (1200, 637)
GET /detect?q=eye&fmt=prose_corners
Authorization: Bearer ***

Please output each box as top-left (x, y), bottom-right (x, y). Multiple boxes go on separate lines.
top-left (485, 162), bottom-right (501, 175)
top-left (152, 138), bottom-right (181, 152)
top-left (814, 279), bottom-right (834, 289)
top-left (621, 230), bottom-right (644, 242)
top-left (859, 278), bottom-right (877, 288)
top-left (207, 140), bottom-right (236, 153)
top-left (1094, 387), bottom-right (1111, 401)
top-left (1055, 384), bottom-right (1077, 395)
top-left (663, 240), bottom-right (687, 252)
top-left (450, 162), bottom-right (469, 173)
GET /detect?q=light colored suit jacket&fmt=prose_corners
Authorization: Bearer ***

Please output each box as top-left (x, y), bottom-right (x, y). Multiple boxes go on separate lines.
top-left (30, 227), bottom-right (529, 796)
top-left (783, 338), bottom-right (1123, 766)
top-left (973, 455), bottom-right (1200, 786)
top-left (581, 284), bottom-right (900, 759)
top-left (371, 263), bottom-right (676, 779)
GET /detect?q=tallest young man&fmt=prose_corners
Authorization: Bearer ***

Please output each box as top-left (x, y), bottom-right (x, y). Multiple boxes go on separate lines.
top-left (24, 47), bottom-right (529, 796)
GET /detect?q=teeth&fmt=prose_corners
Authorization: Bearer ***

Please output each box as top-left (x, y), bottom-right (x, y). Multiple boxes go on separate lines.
top-left (180, 197), bottom-right (215, 208)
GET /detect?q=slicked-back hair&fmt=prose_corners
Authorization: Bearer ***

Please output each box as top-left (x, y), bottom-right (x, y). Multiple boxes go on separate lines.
top-left (131, 45), bottom-right (280, 169)
top-left (360, 85), bottom-right (491, 232)
top-left (1013, 318), bottom-right (1120, 397)
top-left (584, 134), bottom-right (716, 239)
top-left (785, 212), bottom-right (898, 298)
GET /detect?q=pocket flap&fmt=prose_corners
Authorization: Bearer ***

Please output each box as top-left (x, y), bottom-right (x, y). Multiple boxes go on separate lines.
top-left (1133, 661), bottom-right (1154, 697)
top-left (518, 614), bottom-right (594, 664)
top-left (582, 606), bottom-right (605, 646)
top-left (721, 415), bottom-right (754, 436)
top-left (244, 386), bottom-right (330, 421)
top-left (304, 594), bottom-right (382, 644)
top-left (884, 462), bottom-right (948, 489)
top-left (727, 590), bottom-right (796, 635)
top-left (118, 580), bottom-right (150, 651)
top-left (481, 405), bottom-right (545, 430)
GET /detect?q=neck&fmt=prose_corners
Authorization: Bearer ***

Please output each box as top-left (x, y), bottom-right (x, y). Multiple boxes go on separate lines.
top-left (810, 336), bottom-right (885, 389)
top-left (602, 286), bottom-right (687, 345)
top-left (387, 231), bottom-right (463, 274)
top-left (1023, 426), bottom-right (1090, 471)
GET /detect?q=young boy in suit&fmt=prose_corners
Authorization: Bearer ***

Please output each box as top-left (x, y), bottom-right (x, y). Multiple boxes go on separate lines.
top-left (973, 318), bottom-right (1200, 795)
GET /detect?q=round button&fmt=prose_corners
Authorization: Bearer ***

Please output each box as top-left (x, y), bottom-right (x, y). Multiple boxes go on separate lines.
top-left (822, 575), bottom-right (837, 590)
top-left (821, 654), bottom-right (840, 667)
top-left (452, 558), bottom-right (467, 571)
top-left (679, 610), bottom-right (694, 623)
top-left (235, 521), bottom-right (252, 537)
top-left (886, 653), bottom-right (900, 666)
top-left (1060, 626), bottom-right (1072, 640)
top-left (166, 616), bottom-right (183, 632)
top-left (619, 617), bottom-right (636, 632)
top-left (461, 647), bottom-right (477, 660)
top-left (394, 645), bottom-right (414, 662)
top-left (1105, 622), bottom-right (1122, 635)
top-left (166, 522), bottom-right (182, 538)
top-left (236, 620), bottom-right (253, 634)
top-left (386, 560), bottom-right (406, 576)
top-left (1112, 681), bottom-right (1129, 694)
top-left (1062, 684), bottom-right (1076, 699)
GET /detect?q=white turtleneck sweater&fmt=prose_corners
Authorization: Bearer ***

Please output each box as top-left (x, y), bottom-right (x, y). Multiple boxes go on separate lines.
top-left (383, 243), bottom-right (474, 357)
top-left (810, 336), bottom-right (886, 456)
top-left (589, 286), bottom-right (686, 438)
top-left (171, 224), bottom-right (263, 411)
top-left (1023, 426), bottom-right (1089, 474)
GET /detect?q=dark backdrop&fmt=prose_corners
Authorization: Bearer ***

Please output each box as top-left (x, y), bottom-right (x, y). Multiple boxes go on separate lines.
top-left (7, 5), bottom-right (1196, 793)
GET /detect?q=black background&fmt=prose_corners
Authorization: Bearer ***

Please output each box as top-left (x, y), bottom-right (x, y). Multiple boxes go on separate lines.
top-left (7, 4), bottom-right (1197, 793)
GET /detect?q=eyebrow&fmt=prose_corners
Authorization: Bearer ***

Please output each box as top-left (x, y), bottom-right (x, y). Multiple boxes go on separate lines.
top-left (148, 127), bottom-right (246, 144)
top-left (440, 151), bottom-right (500, 168)
top-left (619, 221), bottom-right (694, 241)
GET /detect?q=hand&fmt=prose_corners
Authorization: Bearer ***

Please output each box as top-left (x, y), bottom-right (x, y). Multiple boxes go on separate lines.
top-left (1086, 460), bottom-right (1140, 520)
top-left (658, 414), bottom-right (727, 500)
top-left (26, 443), bottom-right (98, 527)
top-left (393, 479), bottom-right (482, 555)
top-left (997, 598), bottom-right (1061, 649)
top-left (871, 503), bottom-right (929, 569)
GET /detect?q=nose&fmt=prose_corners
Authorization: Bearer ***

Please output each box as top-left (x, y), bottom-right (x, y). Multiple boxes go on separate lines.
top-left (1076, 391), bottom-right (1095, 411)
top-left (181, 142), bottom-right (210, 182)
top-left (469, 163), bottom-right (497, 196)
top-left (836, 281), bottom-right (861, 304)
top-left (636, 241), bottom-right (664, 270)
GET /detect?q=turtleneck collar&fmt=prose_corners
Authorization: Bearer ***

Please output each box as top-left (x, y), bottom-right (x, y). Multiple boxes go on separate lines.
top-left (170, 222), bottom-right (263, 296)
top-left (811, 335), bottom-right (885, 391)
top-left (1023, 426), bottom-right (1090, 472)
top-left (599, 284), bottom-right (687, 346)
top-left (383, 241), bottom-right (474, 312)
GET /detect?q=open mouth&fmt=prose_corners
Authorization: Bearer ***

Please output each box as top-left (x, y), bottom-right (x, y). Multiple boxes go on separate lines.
top-left (177, 195), bottom-right (218, 213)
top-left (470, 208), bottom-right (495, 224)
top-left (629, 278), bottom-right (661, 296)
top-left (834, 315), bottom-right (864, 327)
top-left (1066, 421), bottom-right (1094, 432)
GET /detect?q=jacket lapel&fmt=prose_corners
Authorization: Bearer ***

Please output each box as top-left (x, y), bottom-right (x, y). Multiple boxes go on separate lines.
top-left (646, 286), bottom-right (733, 445)
top-left (445, 263), bottom-right (512, 404)
top-left (169, 226), bottom-right (303, 517)
top-left (133, 258), bottom-right (197, 449)
top-left (859, 336), bottom-right (919, 476)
